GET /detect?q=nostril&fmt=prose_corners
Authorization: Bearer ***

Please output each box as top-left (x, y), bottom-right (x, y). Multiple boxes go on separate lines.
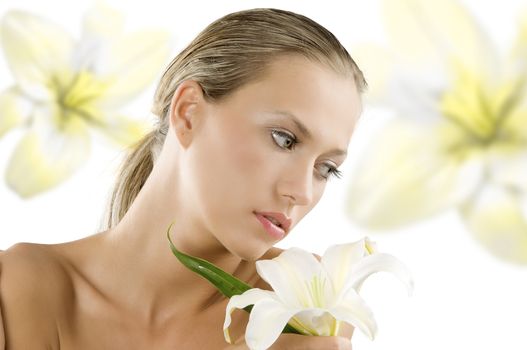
top-left (285, 194), bottom-right (296, 202)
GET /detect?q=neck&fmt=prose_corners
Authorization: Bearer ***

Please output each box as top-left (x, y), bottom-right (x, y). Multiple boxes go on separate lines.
top-left (99, 151), bottom-right (244, 325)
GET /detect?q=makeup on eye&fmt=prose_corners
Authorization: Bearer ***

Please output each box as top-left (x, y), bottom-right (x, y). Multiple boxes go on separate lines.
top-left (269, 128), bottom-right (344, 181)
top-left (264, 110), bottom-right (348, 158)
top-left (318, 162), bottom-right (343, 180)
top-left (270, 129), bottom-right (299, 151)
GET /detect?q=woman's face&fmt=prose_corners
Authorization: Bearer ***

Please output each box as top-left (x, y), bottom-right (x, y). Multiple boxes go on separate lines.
top-left (180, 55), bottom-right (362, 260)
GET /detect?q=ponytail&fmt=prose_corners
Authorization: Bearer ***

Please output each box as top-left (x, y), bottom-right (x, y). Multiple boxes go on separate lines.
top-left (103, 129), bottom-right (164, 229)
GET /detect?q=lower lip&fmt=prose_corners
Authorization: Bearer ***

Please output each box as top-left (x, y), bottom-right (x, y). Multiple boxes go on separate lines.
top-left (254, 213), bottom-right (286, 240)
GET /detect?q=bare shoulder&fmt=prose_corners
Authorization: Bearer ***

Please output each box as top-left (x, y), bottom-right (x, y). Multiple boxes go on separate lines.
top-left (0, 242), bottom-right (73, 349)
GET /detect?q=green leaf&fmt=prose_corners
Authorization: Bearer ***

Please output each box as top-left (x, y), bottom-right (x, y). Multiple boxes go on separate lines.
top-left (167, 222), bottom-right (252, 297)
top-left (166, 222), bottom-right (302, 335)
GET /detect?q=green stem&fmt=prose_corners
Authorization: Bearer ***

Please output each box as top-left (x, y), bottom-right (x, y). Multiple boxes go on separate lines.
top-left (166, 222), bottom-right (301, 334)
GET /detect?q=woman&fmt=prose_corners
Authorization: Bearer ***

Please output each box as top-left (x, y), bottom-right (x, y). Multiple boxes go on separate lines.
top-left (0, 8), bottom-right (366, 349)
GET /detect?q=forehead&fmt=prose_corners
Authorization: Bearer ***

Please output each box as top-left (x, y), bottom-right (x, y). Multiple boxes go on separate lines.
top-left (227, 55), bottom-right (362, 147)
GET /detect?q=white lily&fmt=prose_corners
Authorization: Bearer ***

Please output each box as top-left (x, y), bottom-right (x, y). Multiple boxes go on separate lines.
top-left (223, 238), bottom-right (413, 350)
top-left (0, 3), bottom-right (171, 197)
top-left (347, 0), bottom-right (527, 264)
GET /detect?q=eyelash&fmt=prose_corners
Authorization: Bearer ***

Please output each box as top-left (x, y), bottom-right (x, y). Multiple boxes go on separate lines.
top-left (270, 129), bottom-right (343, 181)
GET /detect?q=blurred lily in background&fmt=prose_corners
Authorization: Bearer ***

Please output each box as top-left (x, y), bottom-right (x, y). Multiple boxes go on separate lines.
top-left (0, 3), bottom-right (171, 197)
top-left (347, 0), bottom-right (527, 264)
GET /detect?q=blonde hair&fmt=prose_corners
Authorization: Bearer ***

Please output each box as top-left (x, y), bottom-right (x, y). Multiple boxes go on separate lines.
top-left (103, 8), bottom-right (367, 229)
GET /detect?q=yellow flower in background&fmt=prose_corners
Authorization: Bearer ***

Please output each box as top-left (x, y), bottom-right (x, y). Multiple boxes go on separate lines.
top-left (347, 0), bottom-right (527, 264)
top-left (0, 4), bottom-right (171, 197)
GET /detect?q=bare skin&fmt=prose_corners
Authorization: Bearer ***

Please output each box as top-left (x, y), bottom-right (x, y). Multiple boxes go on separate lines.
top-left (0, 240), bottom-right (284, 349)
top-left (0, 55), bottom-right (361, 349)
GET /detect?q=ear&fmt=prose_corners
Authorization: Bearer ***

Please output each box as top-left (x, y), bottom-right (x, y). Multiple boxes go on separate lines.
top-left (168, 80), bottom-right (206, 148)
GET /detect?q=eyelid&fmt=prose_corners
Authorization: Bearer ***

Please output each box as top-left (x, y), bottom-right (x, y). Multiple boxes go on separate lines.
top-left (317, 162), bottom-right (343, 181)
top-left (319, 159), bottom-right (340, 173)
top-left (271, 128), bottom-right (295, 138)
top-left (270, 128), bottom-right (299, 150)
top-left (322, 160), bottom-right (338, 168)
top-left (269, 128), bottom-right (343, 180)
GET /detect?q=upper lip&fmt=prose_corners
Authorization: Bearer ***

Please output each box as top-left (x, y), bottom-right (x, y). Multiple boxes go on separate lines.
top-left (255, 211), bottom-right (293, 233)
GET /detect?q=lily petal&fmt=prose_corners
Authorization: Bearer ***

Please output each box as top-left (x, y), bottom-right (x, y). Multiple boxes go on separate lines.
top-left (223, 288), bottom-right (278, 344)
top-left (289, 308), bottom-right (335, 336)
top-left (346, 118), bottom-right (484, 229)
top-left (364, 237), bottom-right (378, 254)
top-left (351, 44), bottom-right (395, 104)
top-left (330, 288), bottom-right (377, 340)
top-left (509, 8), bottom-right (527, 75)
top-left (0, 10), bottom-right (74, 100)
top-left (321, 240), bottom-right (367, 293)
top-left (82, 2), bottom-right (124, 40)
top-left (94, 114), bottom-right (149, 146)
top-left (256, 248), bottom-right (334, 308)
top-left (5, 105), bottom-right (90, 197)
top-left (384, 65), bottom-right (449, 125)
top-left (245, 298), bottom-right (300, 350)
top-left (346, 253), bottom-right (414, 295)
top-left (382, 0), bottom-right (497, 76)
top-left (502, 105), bottom-right (527, 152)
top-left (0, 87), bottom-right (32, 137)
top-left (92, 30), bottom-right (171, 107)
top-left (352, 45), bottom-right (449, 124)
top-left (73, 2), bottom-right (125, 72)
top-left (488, 149), bottom-right (527, 193)
top-left (460, 185), bottom-right (527, 264)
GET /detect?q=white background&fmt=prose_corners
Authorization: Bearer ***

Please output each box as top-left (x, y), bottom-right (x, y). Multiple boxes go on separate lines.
top-left (1, 0), bottom-right (526, 349)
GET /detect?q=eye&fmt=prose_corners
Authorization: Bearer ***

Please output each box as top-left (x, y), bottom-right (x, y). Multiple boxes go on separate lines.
top-left (317, 163), bottom-right (344, 181)
top-left (271, 129), bottom-right (343, 181)
top-left (271, 130), bottom-right (298, 151)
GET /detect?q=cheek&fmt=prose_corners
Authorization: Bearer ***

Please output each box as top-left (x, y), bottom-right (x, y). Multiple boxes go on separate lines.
top-left (191, 121), bottom-right (269, 210)
top-left (218, 126), bottom-right (267, 188)
top-left (223, 135), bottom-right (263, 178)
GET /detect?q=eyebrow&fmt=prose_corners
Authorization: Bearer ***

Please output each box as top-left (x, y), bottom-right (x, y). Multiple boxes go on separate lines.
top-left (268, 110), bottom-right (348, 157)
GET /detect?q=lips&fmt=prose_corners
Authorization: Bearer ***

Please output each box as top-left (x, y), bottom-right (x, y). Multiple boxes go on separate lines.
top-left (254, 211), bottom-right (292, 235)
top-left (264, 215), bottom-right (281, 227)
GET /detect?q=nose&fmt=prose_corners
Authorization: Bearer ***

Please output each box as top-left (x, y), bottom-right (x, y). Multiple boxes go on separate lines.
top-left (277, 163), bottom-right (314, 207)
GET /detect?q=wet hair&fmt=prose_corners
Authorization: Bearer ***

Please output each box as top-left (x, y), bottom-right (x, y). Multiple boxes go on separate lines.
top-left (102, 7), bottom-right (367, 229)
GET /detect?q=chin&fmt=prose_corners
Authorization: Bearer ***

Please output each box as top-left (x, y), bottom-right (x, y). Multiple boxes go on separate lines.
top-left (230, 242), bottom-right (268, 262)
